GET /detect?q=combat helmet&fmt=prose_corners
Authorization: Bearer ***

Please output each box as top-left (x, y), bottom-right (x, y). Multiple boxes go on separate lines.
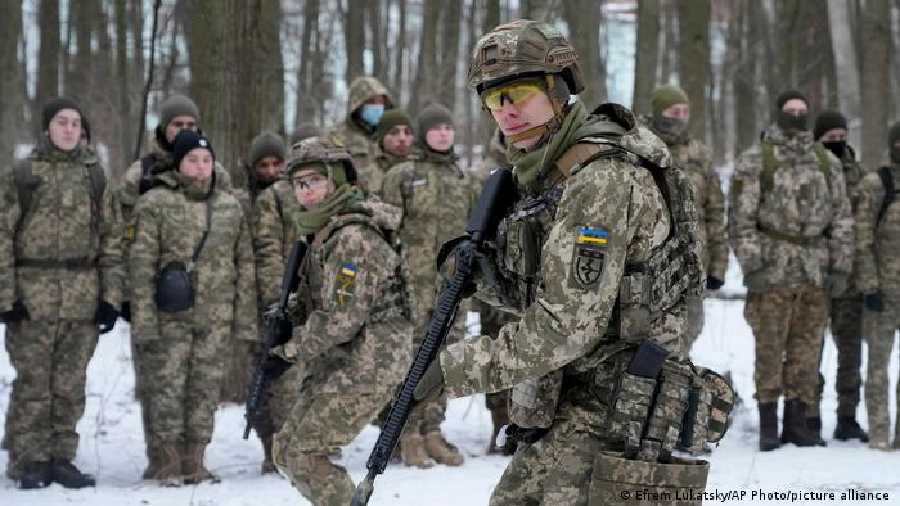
top-left (467, 19), bottom-right (584, 95)
top-left (287, 136), bottom-right (358, 185)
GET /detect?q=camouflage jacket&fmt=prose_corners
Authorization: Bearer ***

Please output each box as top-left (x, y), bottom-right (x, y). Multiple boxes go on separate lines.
top-left (365, 149), bottom-right (412, 198)
top-left (252, 180), bottom-right (300, 307)
top-left (381, 151), bottom-right (479, 322)
top-left (129, 170), bottom-right (257, 343)
top-left (439, 106), bottom-right (682, 403)
top-left (0, 143), bottom-right (124, 319)
top-left (326, 119), bottom-right (378, 188)
top-left (836, 146), bottom-right (868, 296)
top-left (854, 163), bottom-right (900, 295)
top-left (644, 120), bottom-right (728, 282)
top-left (730, 125), bottom-right (853, 290)
top-left (281, 198), bottom-right (413, 394)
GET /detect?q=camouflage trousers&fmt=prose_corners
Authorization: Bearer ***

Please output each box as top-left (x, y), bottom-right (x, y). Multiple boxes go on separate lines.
top-left (861, 294), bottom-right (900, 446)
top-left (744, 285), bottom-right (828, 404)
top-left (140, 318), bottom-right (230, 446)
top-left (273, 381), bottom-right (394, 505)
top-left (4, 319), bottom-right (98, 476)
top-left (812, 296), bottom-right (864, 417)
top-left (683, 295), bottom-right (706, 353)
top-left (479, 300), bottom-right (515, 428)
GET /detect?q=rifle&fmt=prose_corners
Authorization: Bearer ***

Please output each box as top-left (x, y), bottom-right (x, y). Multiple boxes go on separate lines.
top-left (352, 168), bottom-right (517, 506)
top-left (243, 240), bottom-right (308, 440)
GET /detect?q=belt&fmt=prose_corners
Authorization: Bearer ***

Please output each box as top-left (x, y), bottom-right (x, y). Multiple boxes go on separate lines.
top-left (15, 257), bottom-right (96, 270)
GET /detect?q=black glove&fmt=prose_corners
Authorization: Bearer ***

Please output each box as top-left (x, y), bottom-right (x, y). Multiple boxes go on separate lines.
top-left (273, 316), bottom-right (294, 346)
top-left (706, 276), bottom-right (725, 290)
top-left (413, 360), bottom-right (445, 401)
top-left (120, 301), bottom-right (132, 323)
top-left (864, 292), bottom-right (884, 312)
top-left (0, 300), bottom-right (30, 323)
top-left (94, 301), bottom-right (120, 334)
top-left (262, 354), bottom-right (293, 382)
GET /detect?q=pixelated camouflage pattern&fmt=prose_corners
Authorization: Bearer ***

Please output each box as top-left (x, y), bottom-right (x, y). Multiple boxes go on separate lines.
top-left (729, 125), bottom-right (853, 290)
top-left (272, 199), bottom-right (412, 504)
top-left (825, 297), bottom-right (863, 416)
top-left (834, 148), bottom-right (868, 295)
top-left (743, 285), bottom-right (828, 404)
top-left (590, 452), bottom-right (708, 506)
top-left (365, 148), bottom-right (412, 198)
top-left (861, 292), bottom-right (900, 447)
top-left (325, 77), bottom-right (392, 185)
top-left (252, 180), bottom-right (300, 306)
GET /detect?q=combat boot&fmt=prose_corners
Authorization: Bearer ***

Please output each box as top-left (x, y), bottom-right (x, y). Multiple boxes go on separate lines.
top-left (805, 416), bottom-right (827, 446)
top-left (17, 460), bottom-right (52, 489)
top-left (780, 399), bottom-right (820, 447)
top-left (758, 402), bottom-right (781, 451)
top-left (400, 433), bottom-right (434, 469)
top-left (423, 431), bottom-right (464, 466)
top-left (834, 416), bottom-right (869, 442)
top-left (50, 459), bottom-right (96, 488)
top-left (150, 444), bottom-right (182, 487)
top-left (487, 404), bottom-right (511, 455)
top-left (142, 437), bottom-right (162, 480)
top-left (183, 443), bottom-right (220, 484)
top-left (260, 434), bottom-right (277, 475)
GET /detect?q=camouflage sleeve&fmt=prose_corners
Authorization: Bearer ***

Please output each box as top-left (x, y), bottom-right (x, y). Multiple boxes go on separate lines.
top-left (728, 147), bottom-right (764, 276)
top-left (381, 163), bottom-right (410, 210)
top-left (440, 160), bottom-right (666, 396)
top-left (0, 168), bottom-right (20, 309)
top-left (129, 196), bottom-right (162, 341)
top-left (117, 160), bottom-right (143, 245)
top-left (293, 225), bottom-right (386, 361)
top-left (98, 172), bottom-right (125, 307)
top-left (252, 188), bottom-right (285, 306)
top-left (233, 213), bottom-right (259, 342)
top-left (826, 155), bottom-right (854, 274)
top-left (854, 173), bottom-right (884, 293)
top-left (704, 165), bottom-right (728, 281)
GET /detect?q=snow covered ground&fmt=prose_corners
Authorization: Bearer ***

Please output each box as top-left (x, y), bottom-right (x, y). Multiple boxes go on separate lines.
top-left (1, 260), bottom-right (898, 505)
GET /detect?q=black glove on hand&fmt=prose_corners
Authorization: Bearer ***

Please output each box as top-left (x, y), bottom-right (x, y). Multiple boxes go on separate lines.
top-left (864, 292), bottom-right (884, 312)
top-left (1, 300), bottom-right (30, 323)
top-left (706, 276), bottom-right (725, 290)
top-left (262, 354), bottom-right (293, 382)
top-left (95, 301), bottom-right (119, 334)
top-left (274, 316), bottom-right (294, 346)
top-left (413, 360), bottom-right (446, 401)
top-left (120, 301), bottom-right (132, 323)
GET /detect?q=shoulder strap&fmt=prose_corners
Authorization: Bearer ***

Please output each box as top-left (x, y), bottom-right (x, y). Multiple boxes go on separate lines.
top-left (813, 144), bottom-right (832, 194)
top-left (13, 158), bottom-right (33, 221)
top-left (274, 186), bottom-right (284, 221)
top-left (139, 155), bottom-right (156, 195)
top-left (547, 140), bottom-right (619, 187)
top-left (760, 141), bottom-right (777, 194)
top-left (878, 166), bottom-right (895, 225)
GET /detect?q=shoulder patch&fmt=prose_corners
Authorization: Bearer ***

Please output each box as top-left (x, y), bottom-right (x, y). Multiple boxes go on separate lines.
top-left (334, 261), bottom-right (358, 305)
top-left (569, 225), bottom-right (608, 289)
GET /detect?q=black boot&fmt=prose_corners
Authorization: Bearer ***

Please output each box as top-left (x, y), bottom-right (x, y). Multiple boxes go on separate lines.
top-left (758, 402), bottom-right (781, 451)
top-left (834, 416), bottom-right (869, 442)
top-left (780, 399), bottom-right (819, 447)
top-left (18, 461), bottom-right (52, 489)
top-left (806, 416), bottom-right (827, 446)
top-left (50, 459), bottom-right (96, 488)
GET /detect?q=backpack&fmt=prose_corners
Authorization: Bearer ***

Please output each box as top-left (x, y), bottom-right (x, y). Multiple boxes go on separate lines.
top-left (13, 156), bottom-right (107, 235)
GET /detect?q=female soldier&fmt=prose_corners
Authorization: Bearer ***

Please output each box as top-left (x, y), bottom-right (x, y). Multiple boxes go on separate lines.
top-left (270, 137), bottom-right (412, 505)
top-left (130, 130), bottom-right (257, 485)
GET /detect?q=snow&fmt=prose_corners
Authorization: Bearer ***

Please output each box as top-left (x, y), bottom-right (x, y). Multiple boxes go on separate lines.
top-left (1, 263), bottom-right (899, 505)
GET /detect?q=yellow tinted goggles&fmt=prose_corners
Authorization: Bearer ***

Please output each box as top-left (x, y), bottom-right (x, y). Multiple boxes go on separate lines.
top-left (481, 81), bottom-right (544, 111)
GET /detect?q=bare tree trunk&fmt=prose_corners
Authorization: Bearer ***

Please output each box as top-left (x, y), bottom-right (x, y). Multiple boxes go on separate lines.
top-left (860, 0), bottom-right (891, 167)
top-left (632, 0), bottom-right (660, 115)
top-left (678, 0), bottom-right (710, 140)
top-left (562, 0), bottom-right (605, 110)
top-left (344, 0), bottom-right (365, 83)
top-left (296, 0), bottom-right (320, 129)
top-left (439, 0), bottom-right (462, 109)
top-left (827, 0), bottom-right (862, 148)
top-left (115, 0), bottom-right (133, 170)
top-left (658, 0), bottom-right (678, 83)
top-left (71, 0), bottom-right (95, 104)
top-left (520, 0), bottom-right (557, 21)
top-left (465, 0), bottom-right (477, 164)
top-left (480, 0), bottom-right (501, 154)
top-left (0, 0), bottom-right (22, 160)
top-left (368, 0), bottom-right (387, 86)
top-left (36, 0), bottom-right (60, 134)
top-left (734, 0), bottom-right (758, 156)
top-left (412, 0), bottom-right (443, 113)
top-left (393, 0), bottom-right (407, 103)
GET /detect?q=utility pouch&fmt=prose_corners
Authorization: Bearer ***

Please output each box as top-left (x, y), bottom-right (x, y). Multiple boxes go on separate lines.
top-left (508, 370), bottom-right (563, 429)
top-left (627, 341), bottom-right (668, 378)
top-left (637, 360), bottom-right (692, 463)
top-left (154, 261), bottom-right (194, 312)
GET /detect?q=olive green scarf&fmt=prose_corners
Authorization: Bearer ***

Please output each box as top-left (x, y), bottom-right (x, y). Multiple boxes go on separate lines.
top-left (507, 101), bottom-right (589, 193)
top-left (293, 184), bottom-right (366, 235)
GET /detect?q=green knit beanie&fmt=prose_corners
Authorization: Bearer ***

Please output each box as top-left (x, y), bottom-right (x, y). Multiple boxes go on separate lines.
top-left (375, 109), bottom-right (413, 143)
top-left (417, 103), bottom-right (453, 146)
top-left (248, 131), bottom-right (287, 167)
top-left (159, 94), bottom-right (200, 129)
top-left (651, 85), bottom-right (689, 116)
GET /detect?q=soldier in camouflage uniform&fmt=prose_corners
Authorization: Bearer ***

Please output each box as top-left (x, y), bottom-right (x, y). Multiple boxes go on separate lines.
top-left (367, 108), bottom-right (415, 197)
top-left (115, 94), bottom-right (235, 479)
top-left (810, 111), bottom-right (870, 443)
top-left (854, 122), bottom-right (900, 451)
top-left (643, 85), bottom-right (728, 351)
top-left (730, 90), bottom-right (853, 451)
top-left (326, 76), bottom-right (393, 191)
top-left (129, 130), bottom-right (258, 485)
top-left (269, 137), bottom-right (413, 505)
top-left (414, 20), bottom-right (711, 505)
top-left (382, 103), bottom-right (479, 468)
top-left (2, 98), bottom-right (123, 489)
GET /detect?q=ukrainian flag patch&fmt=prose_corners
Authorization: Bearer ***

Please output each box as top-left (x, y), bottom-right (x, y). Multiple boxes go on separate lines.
top-left (335, 262), bottom-right (359, 305)
top-left (340, 262), bottom-right (358, 277)
top-left (576, 226), bottom-right (609, 247)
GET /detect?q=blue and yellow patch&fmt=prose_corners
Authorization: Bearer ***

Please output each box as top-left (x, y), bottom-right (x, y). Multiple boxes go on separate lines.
top-left (335, 262), bottom-right (359, 305)
top-left (576, 226), bottom-right (609, 247)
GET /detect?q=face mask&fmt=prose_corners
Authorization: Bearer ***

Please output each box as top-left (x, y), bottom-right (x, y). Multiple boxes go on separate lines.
top-left (777, 111), bottom-right (808, 134)
top-left (822, 141), bottom-right (846, 160)
top-left (359, 104), bottom-right (385, 127)
top-left (653, 115), bottom-right (689, 138)
top-left (891, 145), bottom-right (900, 164)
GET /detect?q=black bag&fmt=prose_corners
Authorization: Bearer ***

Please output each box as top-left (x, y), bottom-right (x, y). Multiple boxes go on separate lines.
top-left (154, 197), bottom-right (213, 313)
